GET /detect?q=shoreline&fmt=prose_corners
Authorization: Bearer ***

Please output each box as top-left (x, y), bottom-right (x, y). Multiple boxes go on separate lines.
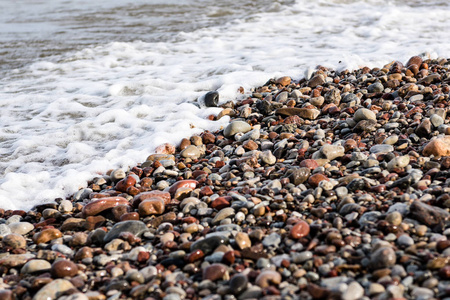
top-left (1, 56), bottom-right (449, 299)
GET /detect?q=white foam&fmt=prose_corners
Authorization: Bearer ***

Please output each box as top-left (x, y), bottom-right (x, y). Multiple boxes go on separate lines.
top-left (0, 0), bottom-right (449, 210)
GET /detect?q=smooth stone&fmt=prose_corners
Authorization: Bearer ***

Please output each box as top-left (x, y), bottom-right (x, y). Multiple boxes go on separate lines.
top-left (204, 91), bottom-right (219, 107)
top-left (370, 144), bottom-right (394, 154)
top-left (58, 200), bottom-right (73, 213)
top-left (386, 211), bottom-right (402, 226)
top-left (180, 145), bottom-right (201, 159)
top-left (33, 228), bottom-right (63, 244)
top-left (133, 190), bottom-right (171, 206)
top-left (224, 121), bottom-right (251, 138)
top-left (288, 167), bottom-right (310, 185)
top-left (168, 180), bottom-right (198, 195)
top-left (0, 224), bottom-right (12, 237)
top-left (354, 108), bottom-right (376, 121)
top-left (275, 107), bottom-right (320, 120)
top-left (82, 197), bottom-right (129, 217)
top-left (103, 220), bottom-right (149, 243)
top-left (262, 232), bottom-right (281, 248)
top-left (235, 232), bottom-right (251, 250)
top-left (370, 247), bottom-right (396, 269)
top-left (2, 233), bottom-right (26, 249)
top-left (423, 136), bottom-right (450, 157)
top-left (229, 274), bottom-right (248, 295)
top-left (190, 235), bottom-right (229, 255)
top-left (255, 270), bottom-right (282, 288)
top-left (387, 155), bottom-right (410, 172)
top-left (409, 200), bottom-right (449, 229)
top-left (51, 260), bottom-right (78, 278)
top-left (430, 114), bottom-right (444, 127)
top-left (203, 263), bottom-right (228, 281)
top-left (260, 150), bottom-right (276, 165)
top-left (21, 259), bottom-right (52, 274)
top-left (32, 279), bottom-right (75, 300)
top-left (308, 173), bottom-right (329, 187)
top-left (138, 198), bottom-right (165, 216)
top-left (308, 74), bottom-right (325, 88)
top-left (342, 281), bottom-right (364, 300)
top-left (367, 82), bottom-right (384, 93)
top-left (416, 119), bottom-right (432, 137)
top-left (290, 220), bottom-right (310, 239)
top-left (212, 207), bottom-right (235, 225)
top-left (0, 253), bottom-right (35, 267)
top-left (397, 234), bottom-right (414, 247)
top-left (52, 244), bottom-right (74, 256)
top-left (320, 144), bottom-right (345, 161)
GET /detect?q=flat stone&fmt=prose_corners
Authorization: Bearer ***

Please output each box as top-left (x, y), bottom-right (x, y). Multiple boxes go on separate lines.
top-left (387, 155), bottom-right (410, 171)
top-left (103, 220), bottom-right (148, 243)
top-left (21, 259), bottom-right (52, 274)
top-left (275, 107), bottom-right (320, 120)
top-left (82, 197), bottom-right (130, 217)
top-left (190, 235), bottom-right (229, 255)
top-left (212, 207), bottom-right (235, 225)
top-left (224, 121), bottom-right (251, 138)
top-left (409, 200), bottom-right (449, 231)
top-left (0, 253), bottom-right (35, 267)
top-left (354, 108), bottom-right (377, 121)
top-left (33, 228), bottom-right (62, 244)
top-left (370, 144), bottom-right (394, 154)
top-left (320, 144), bottom-right (345, 161)
top-left (168, 180), bottom-right (198, 195)
top-left (32, 279), bottom-right (75, 300)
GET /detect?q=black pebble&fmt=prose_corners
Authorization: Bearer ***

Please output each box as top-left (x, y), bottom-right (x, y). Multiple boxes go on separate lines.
top-left (204, 91), bottom-right (219, 107)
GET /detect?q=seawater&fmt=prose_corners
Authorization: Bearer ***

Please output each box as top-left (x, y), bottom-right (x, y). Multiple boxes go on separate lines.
top-left (1, 0), bottom-right (449, 210)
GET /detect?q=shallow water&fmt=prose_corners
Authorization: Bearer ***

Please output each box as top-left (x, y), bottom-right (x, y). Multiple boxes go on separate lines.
top-left (0, 0), bottom-right (449, 210)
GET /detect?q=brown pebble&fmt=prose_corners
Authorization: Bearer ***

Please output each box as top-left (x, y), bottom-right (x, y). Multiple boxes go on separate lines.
top-left (138, 198), bottom-right (165, 216)
top-left (203, 263), bottom-right (228, 281)
top-left (299, 159), bottom-right (319, 170)
top-left (2, 234), bottom-right (26, 249)
top-left (33, 228), bottom-right (62, 244)
top-left (255, 270), bottom-right (281, 288)
top-left (290, 221), bottom-right (310, 239)
top-left (82, 197), bottom-right (130, 217)
top-left (308, 173), bottom-right (329, 187)
top-left (51, 260), bottom-right (79, 278)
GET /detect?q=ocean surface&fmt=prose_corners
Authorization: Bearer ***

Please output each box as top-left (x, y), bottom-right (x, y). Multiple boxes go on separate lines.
top-left (1, 0), bottom-right (449, 210)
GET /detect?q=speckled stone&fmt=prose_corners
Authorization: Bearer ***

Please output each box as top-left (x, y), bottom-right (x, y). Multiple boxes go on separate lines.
top-left (103, 220), bottom-right (148, 243)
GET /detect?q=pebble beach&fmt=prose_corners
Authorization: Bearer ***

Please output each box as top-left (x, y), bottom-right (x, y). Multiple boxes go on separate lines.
top-left (1, 56), bottom-right (450, 300)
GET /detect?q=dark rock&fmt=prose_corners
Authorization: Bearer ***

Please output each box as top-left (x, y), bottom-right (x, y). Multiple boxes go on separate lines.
top-left (409, 201), bottom-right (449, 232)
top-left (204, 91), bottom-right (219, 107)
top-left (103, 220), bottom-right (148, 243)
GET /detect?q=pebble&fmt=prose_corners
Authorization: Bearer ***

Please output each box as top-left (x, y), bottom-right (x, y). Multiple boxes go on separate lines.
top-left (103, 220), bottom-right (148, 243)
top-left (21, 259), bottom-right (52, 274)
top-left (423, 136), bottom-right (450, 157)
top-left (354, 108), bottom-right (376, 121)
top-left (224, 121), bottom-right (251, 137)
top-left (32, 279), bottom-right (75, 300)
top-left (370, 247), bottom-right (396, 269)
top-left (229, 274), bottom-right (248, 295)
top-left (51, 259), bottom-right (79, 278)
top-left (204, 91), bottom-right (219, 107)
top-left (290, 220), bottom-right (310, 239)
top-left (2, 233), bottom-right (26, 249)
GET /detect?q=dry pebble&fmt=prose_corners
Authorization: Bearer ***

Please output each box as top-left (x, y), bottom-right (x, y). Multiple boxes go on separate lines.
top-left (1, 57), bottom-right (450, 300)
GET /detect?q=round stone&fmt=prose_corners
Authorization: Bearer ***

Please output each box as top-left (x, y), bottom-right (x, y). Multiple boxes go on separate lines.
top-left (386, 211), bottom-right (402, 226)
top-left (260, 150), bottom-right (276, 165)
top-left (51, 260), bottom-right (79, 278)
top-left (138, 198), bottom-right (165, 216)
top-left (2, 233), bottom-right (26, 249)
top-left (224, 121), bottom-right (252, 138)
top-left (203, 263), bottom-right (228, 281)
top-left (204, 91), bottom-right (219, 107)
top-left (229, 274), bottom-right (248, 295)
top-left (33, 228), bottom-right (63, 244)
top-left (290, 221), bottom-right (310, 239)
top-left (354, 108), bottom-right (376, 122)
top-left (308, 173), bottom-right (329, 188)
top-left (180, 145), bottom-right (201, 159)
top-left (423, 136), bottom-right (450, 157)
top-left (370, 247), bottom-right (396, 269)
